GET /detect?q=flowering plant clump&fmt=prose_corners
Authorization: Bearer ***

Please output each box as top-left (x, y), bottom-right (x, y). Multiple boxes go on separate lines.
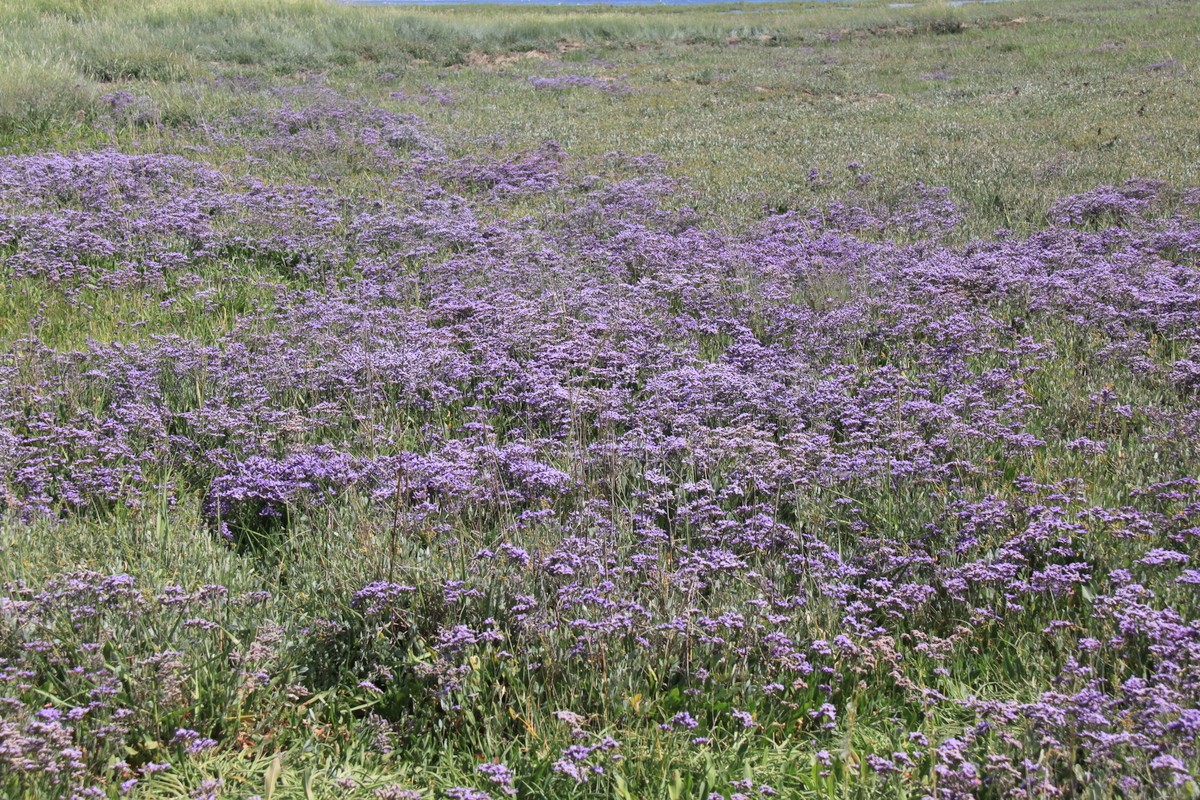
top-left (1, 73), bottom-right (1199, 799)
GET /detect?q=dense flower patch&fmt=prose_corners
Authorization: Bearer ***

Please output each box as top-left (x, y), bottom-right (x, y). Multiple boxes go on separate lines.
top-left (1, 85), bottom-right (1198, 797)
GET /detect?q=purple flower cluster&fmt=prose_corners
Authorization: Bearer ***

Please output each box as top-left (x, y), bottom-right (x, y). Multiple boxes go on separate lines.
top-left (528, 75), bottom-right (631, 95)
top-left (3, 81), bottom-right (1200, 795)
top-left (0, 572), bottom-right (280, 796)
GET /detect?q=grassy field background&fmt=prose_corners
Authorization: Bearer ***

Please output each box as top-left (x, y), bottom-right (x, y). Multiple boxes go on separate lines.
top-left (2, 0), bottom-right (1197, 232)
top-left (1, 0), bottom-right (1198, 797)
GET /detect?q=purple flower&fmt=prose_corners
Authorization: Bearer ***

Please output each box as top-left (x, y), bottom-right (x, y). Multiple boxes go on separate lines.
top-left (731, 709), bottom-right (756, 728)
top-left (477, 762), bottom-right (517, 796)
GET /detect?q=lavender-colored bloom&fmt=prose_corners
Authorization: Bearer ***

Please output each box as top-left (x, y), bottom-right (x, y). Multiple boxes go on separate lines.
top-left (445, 789), bottom-right (492, 800)
top-left (376, 787), bottom-right (423, 800)
top-left (477, 762), bottom-right (517, 796)
top-left (731, 709), bottom-right (757, 728)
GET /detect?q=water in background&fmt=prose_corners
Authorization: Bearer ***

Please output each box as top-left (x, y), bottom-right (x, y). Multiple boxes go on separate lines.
top-left (342, 0), bottom-right (855, 6)
top-left (341, 0), bottom-right (1015, 7)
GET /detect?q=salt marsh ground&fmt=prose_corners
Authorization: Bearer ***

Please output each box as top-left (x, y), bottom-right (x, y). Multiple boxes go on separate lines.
top-left (1, 0), bottom-right (1198, 797)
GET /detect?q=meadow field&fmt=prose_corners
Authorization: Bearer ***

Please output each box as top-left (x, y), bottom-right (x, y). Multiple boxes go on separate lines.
top-left (1, 0), bottom-right (1198, 797)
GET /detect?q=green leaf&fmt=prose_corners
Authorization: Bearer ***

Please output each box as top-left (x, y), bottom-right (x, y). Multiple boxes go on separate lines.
top-left (264, 753), bottom-right (283, 800)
